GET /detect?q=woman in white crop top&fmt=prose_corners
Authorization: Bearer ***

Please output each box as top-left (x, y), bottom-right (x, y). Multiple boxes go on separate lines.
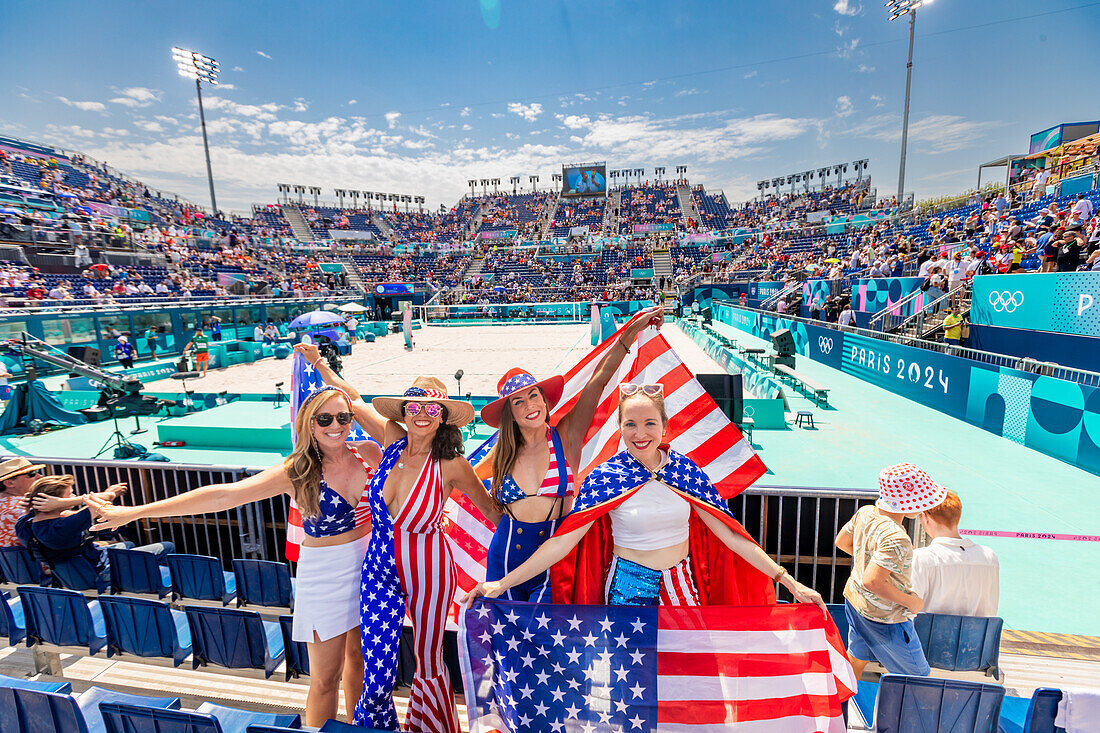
top-left (466, 385), bottom-right (826, 611)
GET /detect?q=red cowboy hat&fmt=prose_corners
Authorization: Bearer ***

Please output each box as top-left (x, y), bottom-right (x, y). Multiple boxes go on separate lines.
top-left (480, 368), bottom-right (564, 428)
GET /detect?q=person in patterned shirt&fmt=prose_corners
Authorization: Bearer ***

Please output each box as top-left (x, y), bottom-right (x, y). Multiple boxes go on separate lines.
top-left (0, 458), bottom-right (45, 547)
top-left (835, 462), bottom-right (947, 679)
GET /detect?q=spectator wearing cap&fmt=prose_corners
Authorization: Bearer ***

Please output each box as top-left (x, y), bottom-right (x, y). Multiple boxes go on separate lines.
top-left (1071, 193), bottom-right (1095, 223)
top-left (911, 490), bottom-right (999, 617)
top-left (114, 335), bottom-right (135, 369)
top-left (0, 458), bottom-right (46, 547)
top-left (835, 463), bottom-right (949, 679)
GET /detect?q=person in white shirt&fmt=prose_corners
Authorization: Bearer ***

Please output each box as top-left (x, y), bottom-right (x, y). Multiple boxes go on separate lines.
top-left (911, 490), bottom-right (999, 617)
top-left (838, 304), bottom-right (856, 328)
top-left (155, 281), bottom-right (170, 294)
top-left (1071, 194), bottom-right (1094, 222)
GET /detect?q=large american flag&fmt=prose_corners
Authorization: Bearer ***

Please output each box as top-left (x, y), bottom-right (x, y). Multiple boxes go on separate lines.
top-left (461, 600), bottom-right (856, 733)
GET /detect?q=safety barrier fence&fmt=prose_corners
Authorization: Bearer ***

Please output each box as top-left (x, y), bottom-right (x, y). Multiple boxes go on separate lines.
top-left (9, 454), bottom-right (881, 603)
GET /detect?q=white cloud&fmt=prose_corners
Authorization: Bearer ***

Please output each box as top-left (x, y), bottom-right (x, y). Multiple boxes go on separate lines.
top-left (384, 111), bottom-right (401, 128)
top-left (292, 99), bottom-right (309, 112)
top-left (217, 83), bottom-right (236, 90)
top-left (836, 38), bottom-right (860, 58)
top-left (870, 94), bottom-right (886, 108)
top-left (100, 127), bottom-right (130, 138)
top-left (56, 97), bottom-right (106, 112)
top-left (743, 70), bottom-right (757, 79)
top-left (460, 106), bottom-right (471, 117)
top-left (834, 0), bottom-right (862, 16)
top-left (256, 51), bottom-right (272, 59)
top-left (857, 64), bottom-right (875, 73)
top-left (134, 120), bottom-right (165, 133)
top-left (202, 96), bottom-right (282, 122)
top-left (845, 113), bottom-right (999, 153)
top-left (675, 88), bottom-right (699, 98)
top-left (348, 99), bottom-right (358, 105)
top-left (109, 87), bottom-right (162, 108)
top-left (507, 102), bottom-right (543, 122)
top-left (835, 95), bottom-right (854, 118)
top-left (461, 123), bottom-right (472, 131)
top-left (232, 66), bottom-right (245, 72)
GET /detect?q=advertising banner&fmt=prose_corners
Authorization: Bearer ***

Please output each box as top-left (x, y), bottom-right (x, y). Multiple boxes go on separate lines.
top-left (632, 223), bottom-right (676, 234)
top-left (477, 229), bottom-right (517, 241)
top-left (855, 277), bottom-right (925, 314)
top-left (970, 272), bottom-right (1100, 339)
top-left (374, 283), bottom-right (414, 295)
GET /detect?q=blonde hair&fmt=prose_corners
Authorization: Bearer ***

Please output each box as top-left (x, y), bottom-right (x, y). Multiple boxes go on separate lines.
top-left (26, 474), bottom-right (72, 509)
top-left (285, 389), bottom-right (350, 519)
top-left (617, 390), bottom-right (669, 426)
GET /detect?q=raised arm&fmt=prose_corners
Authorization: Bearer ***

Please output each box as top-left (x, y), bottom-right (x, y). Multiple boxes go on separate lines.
top-left (694, 506), bottom-right (826, 614)
top-left (84, 463), bottom-right (293, 532)
top-left (292, 342), bottom-right (400, 444)
top-left (559, 305), bottom-right (664, 458)
top-left (461, 521), bottom-right (592, 603)
top-left (444, 456), bottom-right (501, 526)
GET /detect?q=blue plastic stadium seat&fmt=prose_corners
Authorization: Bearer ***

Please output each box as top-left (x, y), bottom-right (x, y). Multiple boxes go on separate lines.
top-left (232, 559), bottom-right (294, 608)
top-left (871, 674), bottom-right (1005, 733)
top-left (166, 553), bottom-right (237, 605)
top-left (50, 554), bottom-right (102, 593)
top-left (998, 688), bottom-right (1065, 733)
top-left (101, 701), bottom-right (299, 733)
top-left (279, 614), bottom-right (309, 681)
top-left (99, 595), bottom-right (192, 667)
top-left (0, 672), bottom-right (71, 694)
top-left (319, 720), bottom-right (393, 732)
top-left (826, 603), bottom-right (849, 646)
top-left (185, 605), bottom-right (285, 678)
top-left (1, 589), bottom-right (27, 645)
top-left (0, 684), bottom-right (178, 733)
top-left (0, 545), bottom-right (50, 586)
top-left (106, 547), bottom-right (172, 598)
top-left (18, 586), bottom-right (107, 656)
top-left (914, 612), bottom-right (1004, 678)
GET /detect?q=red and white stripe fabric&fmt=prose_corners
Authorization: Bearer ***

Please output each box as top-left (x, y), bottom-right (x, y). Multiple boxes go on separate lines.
top-left (285, 445), bottom-right (373, 562)
top-left (656, 605), bottom-right (856, 732)
top-left (550, 311), bottom-right (766, 498)
top-left (659, 558), bottom-right (701, 607)
top-left (534, 427), bottom-right (574, 497)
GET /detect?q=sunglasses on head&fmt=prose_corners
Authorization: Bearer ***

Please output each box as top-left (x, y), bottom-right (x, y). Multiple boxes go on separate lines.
top-left (404, 402), bottom-right (443, 418)
top-left (313, 412), bottom-right (354, 427)
top-left (618, 383), bottom-right (664, 397)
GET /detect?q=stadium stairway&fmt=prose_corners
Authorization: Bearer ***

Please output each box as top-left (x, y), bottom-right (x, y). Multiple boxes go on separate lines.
top-left (371, 211), bottom-right (393, 240)
top-left (675, 182), bottom-right (699, 227)
top-left (604, 188), bottom-right (621, 232)
top-left (463, 253), bottom-right (486, 282)
top-left (336, 256), bottom-right (367, 294)
top-left (540, 192), bottom-right (560, 239)
top-left (281, 205), bottom-right (315, 242)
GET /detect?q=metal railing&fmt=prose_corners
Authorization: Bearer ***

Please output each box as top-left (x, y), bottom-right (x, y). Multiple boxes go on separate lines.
top-left (867, 281), bottom-right (955, 332)
top-left (760, 280), bottom-right (802, 310)
top-left (712, 299), bottom-right (1100, 389)
top-left (0, 292), bottom-right (360, 317)
top-left (890, 283), bottom-right (967, 338)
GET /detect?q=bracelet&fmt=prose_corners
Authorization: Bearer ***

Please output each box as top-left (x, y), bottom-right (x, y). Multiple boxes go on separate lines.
top-left (773, 566), bottom-right (788, 583)
top-left (311, 356), bottom-right (324, 369)
top-left (618, 339), bottom-right (630, 354)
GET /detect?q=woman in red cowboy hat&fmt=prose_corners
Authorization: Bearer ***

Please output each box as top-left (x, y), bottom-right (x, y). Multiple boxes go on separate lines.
top-left (477, 304), bottom-right (665, 603)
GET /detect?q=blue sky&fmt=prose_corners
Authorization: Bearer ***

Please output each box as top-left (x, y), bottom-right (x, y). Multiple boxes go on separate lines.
top-left (2, 0), bottom-right (1098, 213)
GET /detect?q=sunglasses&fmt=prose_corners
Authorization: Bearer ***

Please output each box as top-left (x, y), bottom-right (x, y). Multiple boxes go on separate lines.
top-left (404, 402), bottom-right (443, 418)
top-left (618, 383), bottom-right (664, 397)
top-left (313, 412), bottom-right (354, 427)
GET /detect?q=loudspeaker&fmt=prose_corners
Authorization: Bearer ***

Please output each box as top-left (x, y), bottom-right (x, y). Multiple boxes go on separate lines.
top-left (67, 346), bottom-right (101, 367)
top-left (697, 372), bottom-right (743, 425)
top-left (771, 328), bottom-right (795, 356)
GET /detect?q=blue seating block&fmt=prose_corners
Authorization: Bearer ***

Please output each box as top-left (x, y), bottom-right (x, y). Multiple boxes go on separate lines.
top-left (1, 589), bottom-right (27, 645)
top-left (0, 684), bottom-right (177, 733)
top-left (76, 686), bottom-right (181, 733)
top-left (0, 672), bottom-right (71, 694)
top-left (49, 556), bottom-right (102, 592)
top-left (874, 674), bottom-right (1005, 733)
top-left (167, 554), bottom-right (237, 605)
top-left (0, 545), bottom-right (49, 585)
top-left (99, 595), bottom-right (192, 667)
top-left (914, 612), bottom-right (1004, 678)
top-left (320, 720), bottom-right (393, 732)
top-left (195, 701), bottom-right (300, 732)
top-left (232, 559), bottom-right (294, 608)
top-left (102, 701), bottom-right (299, 733)
top-left (18, 586), bottom-right (107, 656)
top-left (185, 605), bottom-right (285, 678)
top-left (999, 688), bottom-right (1065, 733)
top-left (107, 547), bottom-right (172, 598)
top-left (279, 614), bottom-right (309, 681)
top-left (826, 603), bottom-right (849, 647)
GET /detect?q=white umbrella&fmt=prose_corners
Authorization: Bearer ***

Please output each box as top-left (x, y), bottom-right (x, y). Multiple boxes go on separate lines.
top-left (337, 302), bottom-right (369, 313)
top-left (322, 303), bottom-right (340, 311)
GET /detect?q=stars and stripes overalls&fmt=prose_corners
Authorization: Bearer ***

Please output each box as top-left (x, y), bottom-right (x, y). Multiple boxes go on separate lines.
top-left (484, 426), bottom-right (572, 603)
top-left (354, 437), bottom-right (459, 733)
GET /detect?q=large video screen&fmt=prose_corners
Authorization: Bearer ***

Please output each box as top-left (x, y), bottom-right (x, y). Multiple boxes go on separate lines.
top-left (562, 164), bottom-right (607, 197)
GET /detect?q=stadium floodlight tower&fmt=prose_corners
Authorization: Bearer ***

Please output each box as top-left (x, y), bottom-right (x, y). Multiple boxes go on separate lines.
top-left (529, 175), bottom-right (539, 192)
top-left (172, 47), bottom-right (220, 216)
top-left (853, 158), bottom-right (870, 182)
top-left (886, 0), bottom-right (932, 204)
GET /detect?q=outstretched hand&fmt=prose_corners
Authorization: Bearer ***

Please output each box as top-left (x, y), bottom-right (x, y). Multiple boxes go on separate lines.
top-left (783, 577), bottom-right (828, 616)
top-left (626, 305), bottom-right (665, 340)
top-left (293, 342), bottom-right (321, 364)
top-left (83, 494), bottom-right (137, 532)
top-left (460, 581), bottom-right (507, 605)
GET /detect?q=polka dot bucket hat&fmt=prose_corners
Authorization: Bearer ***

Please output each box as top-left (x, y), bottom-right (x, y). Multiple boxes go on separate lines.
top-left (876, 463), bottom-right (948, 514)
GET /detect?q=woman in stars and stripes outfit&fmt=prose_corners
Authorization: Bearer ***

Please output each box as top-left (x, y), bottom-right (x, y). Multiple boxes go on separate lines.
top-left (296, 343), bottom-right (499, 733)
top-left (476, 305), bottom-right (665, 604)
top-left (465, 385), bottom-right (827, 612)
top-left (85, 386), bottom-right (380, 728)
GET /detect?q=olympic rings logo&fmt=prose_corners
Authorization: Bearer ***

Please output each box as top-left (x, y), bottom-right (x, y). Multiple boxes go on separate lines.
top-left (988, 291), bottom-right (1024, 313)
top-left (818, 337), bottom-right (833, 354)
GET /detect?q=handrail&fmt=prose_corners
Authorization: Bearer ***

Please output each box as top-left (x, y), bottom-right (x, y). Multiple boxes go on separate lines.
top-left (710, 299), bottom-right (1100, 389)
top-left (760, 280), bottom-right (802, 310)
top-left (868, 282), bottom-right (932, 331)
top-left (892, 282), bottom-right (968, 337)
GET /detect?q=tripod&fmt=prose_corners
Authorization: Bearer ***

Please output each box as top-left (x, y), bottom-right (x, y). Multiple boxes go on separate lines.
top-left (274, 381), bottom-right (286, 406)
top-left (93, 400), bottom-right (145, 459)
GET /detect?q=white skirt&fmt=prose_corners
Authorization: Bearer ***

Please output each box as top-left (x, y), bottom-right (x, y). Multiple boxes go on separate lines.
top-left (292, 533), bottom-right (369, 642)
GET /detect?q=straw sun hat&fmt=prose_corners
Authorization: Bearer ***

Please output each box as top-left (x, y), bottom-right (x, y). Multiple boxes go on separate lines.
top-left (372, 376), bottom-right (474, 427)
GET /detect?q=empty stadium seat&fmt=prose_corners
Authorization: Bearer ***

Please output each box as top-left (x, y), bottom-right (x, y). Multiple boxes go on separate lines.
top-left (278, 614), bottom-right (309, 681)
top-left (856, 675), bottom-right (1005, 732)
top-left (0, 672), bottom-right (71, 694)
top-left (0, 589), bottom-right (27, 646)
top-left (0, 545), bottom-right (50, 586)
top-left (998, 688), bottom-right (1065, 733)
top-left (914, 612), bottom-right (1004, 680)
top-left (826, 603), bottom-right (849, 645)
top-left (167, 554), bottom-right (237, 606)
top-left (49, 554), bottom-right (102, 593)
top-left (232, 559), bottom-right (294, 609)
top-left (101, 701), bottom-right (300, 733)
top-left (99, 595), bottom-right (192, 667)
top-left (185, 605), bottom-right (285, 678)
top-left (0, 683), bottom-right (179, 733)
top-left (18, 586), bottom-right (107, 671)
top-left (107, 547), bottom-right (172, 598)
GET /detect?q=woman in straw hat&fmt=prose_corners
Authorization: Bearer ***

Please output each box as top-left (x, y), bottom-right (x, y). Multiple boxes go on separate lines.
top-left (86, 386), bottom-right (380, 728)
top-left (477, 304), bottom-right (665, 603)
top-left (294, 343), bottom-right (498, 733)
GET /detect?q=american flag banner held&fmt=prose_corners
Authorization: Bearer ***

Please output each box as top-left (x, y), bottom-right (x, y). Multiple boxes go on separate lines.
top-left (461, 600), bottom-right (856, 733)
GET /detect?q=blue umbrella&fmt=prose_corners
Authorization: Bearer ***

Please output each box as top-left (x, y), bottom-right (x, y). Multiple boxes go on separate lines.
top-left (57, 192), bottom-right (78, 199)
top-left (0, 207), bottom-right (21, 215)
top-left (289, 310), bottom-right (345, 329)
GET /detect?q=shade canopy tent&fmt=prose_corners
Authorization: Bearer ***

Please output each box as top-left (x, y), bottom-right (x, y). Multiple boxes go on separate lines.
top-left (975, 154), bottom-right (1028, 195)
top-left (337, 303), bottom-right (368, 313)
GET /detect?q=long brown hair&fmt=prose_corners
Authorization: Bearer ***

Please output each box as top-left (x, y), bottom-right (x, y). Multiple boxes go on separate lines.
top-left (285, 389), bottom-right (349, 519)
top-left (487, 388), bottom-right (545, 504)
top-left (404, 401), bottom-right (465, 463)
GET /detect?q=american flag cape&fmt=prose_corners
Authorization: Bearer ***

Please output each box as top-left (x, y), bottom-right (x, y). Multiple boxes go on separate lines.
top-left (460, 600), bottom-right (857, 733)
top-left (284, 340), bottom-right (372, 562)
